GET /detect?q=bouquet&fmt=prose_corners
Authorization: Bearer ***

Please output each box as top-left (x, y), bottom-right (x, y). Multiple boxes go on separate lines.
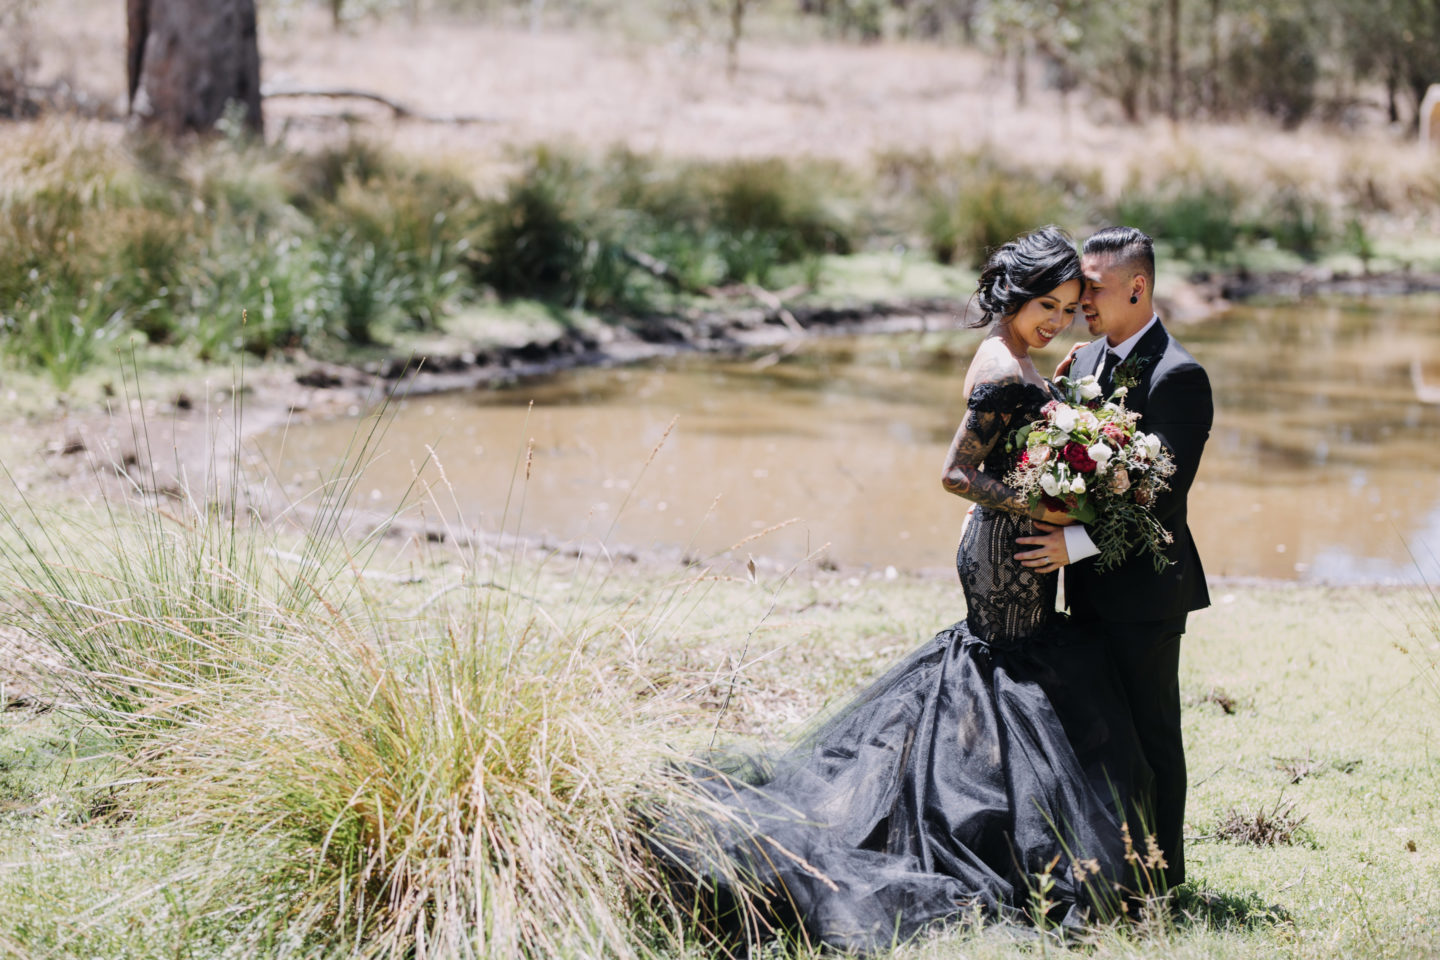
top-left (1004, 375), bottom-right (1176, 573)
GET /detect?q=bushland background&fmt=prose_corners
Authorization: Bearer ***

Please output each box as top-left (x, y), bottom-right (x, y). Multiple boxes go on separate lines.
top-left (1, 2), bottom-right (1439, 959)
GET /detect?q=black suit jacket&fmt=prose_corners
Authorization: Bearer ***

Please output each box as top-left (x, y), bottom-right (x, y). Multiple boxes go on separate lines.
top-left (1065, 320), bottom-right (1212, 623)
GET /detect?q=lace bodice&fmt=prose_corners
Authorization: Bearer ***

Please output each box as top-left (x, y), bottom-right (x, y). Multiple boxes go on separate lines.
top-left (956, 378), bottom-right (1060, 647)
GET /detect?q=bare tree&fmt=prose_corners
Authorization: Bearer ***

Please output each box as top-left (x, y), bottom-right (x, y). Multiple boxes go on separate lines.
top-left (127, 0), bottom-right (262, 137)
top-left (726, 0), bottom-right (751, 80)
top-left (1167, 0), bottom-right (1180, 121)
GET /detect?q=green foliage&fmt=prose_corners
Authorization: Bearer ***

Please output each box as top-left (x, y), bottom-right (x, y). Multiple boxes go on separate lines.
top-left (1259, 184), bottom-right (1331, 262)
top-left (1224, 11), bottom-right (1321, 129)
top-left (1, 282), bottom-right (124, 389)
top-left (885, 150), bottom-right (1071, 267)
top-left (1114, 174), bottom-right (1244, 261)
top-left (475, 150), bottom-right (597, 303)
top-left (0, 120), bottom-right (1425, 387)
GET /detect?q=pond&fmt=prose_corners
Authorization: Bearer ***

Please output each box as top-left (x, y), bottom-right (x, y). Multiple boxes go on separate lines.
top-left (257, 297), bottom-right (1440, 584)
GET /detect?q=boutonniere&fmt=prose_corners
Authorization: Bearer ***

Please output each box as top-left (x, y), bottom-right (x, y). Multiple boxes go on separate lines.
top-left (1112, 353), bottom-right (1154, 391)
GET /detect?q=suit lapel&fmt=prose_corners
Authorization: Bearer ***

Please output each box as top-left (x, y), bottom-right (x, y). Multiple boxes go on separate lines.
top-left (1077, 340), bottom-right (1107, 379)
top-left (1132, 319), bottom-right (1170, 365)
top-left (1120, 320), bottom-right (1171, 413)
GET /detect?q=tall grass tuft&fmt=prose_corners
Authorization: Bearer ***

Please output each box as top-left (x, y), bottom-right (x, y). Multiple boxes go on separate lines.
top-left (0, 383), bottom-right (712, 957)
top-left (136, 578), bottom-right (692, 958)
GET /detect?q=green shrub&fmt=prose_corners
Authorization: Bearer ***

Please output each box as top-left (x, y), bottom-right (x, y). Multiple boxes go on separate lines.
top-left (2, 282), bottom-right (124, 389)
top-left (314, 233), bottom-right (413, 346)
top-left (702, 157), bottom-right (855, 264)
top-left (476, 152), bottom-right (592, 301)
top-left (1114, 174), bottom-right (1244, 260)
top-left (1259, 184), bottom-right (1331, 261)
top-left (918, 157), bottom-right (1070, 266)
top-left (315, 164), bottom-right (478, 330)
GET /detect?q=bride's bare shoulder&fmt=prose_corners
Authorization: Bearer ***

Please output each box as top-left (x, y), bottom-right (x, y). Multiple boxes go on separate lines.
top-left (963, 338), bottom-right (1023, 396)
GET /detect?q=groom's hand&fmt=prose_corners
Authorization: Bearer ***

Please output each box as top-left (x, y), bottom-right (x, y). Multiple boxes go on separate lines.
top-left (1015, 521), bottom-right (1069, 574)
top-left (1054, 341), bottom-right (1089, 379)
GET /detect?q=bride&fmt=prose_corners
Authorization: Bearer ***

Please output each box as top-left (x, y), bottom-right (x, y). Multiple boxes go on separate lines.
top-left (650, 227), bottom-right (1154, 953)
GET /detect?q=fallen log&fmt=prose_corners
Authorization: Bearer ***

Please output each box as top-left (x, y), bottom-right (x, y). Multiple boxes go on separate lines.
top-left (260, 84), bottom-right (499, 124)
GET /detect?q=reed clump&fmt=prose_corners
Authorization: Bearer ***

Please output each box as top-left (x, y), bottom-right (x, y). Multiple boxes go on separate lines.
top-left (0, 392), bottom-right (719, 957)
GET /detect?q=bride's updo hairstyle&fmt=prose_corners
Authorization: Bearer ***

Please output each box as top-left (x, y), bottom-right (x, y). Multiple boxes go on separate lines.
top-left (968, 226), bottom-right (1082, 327)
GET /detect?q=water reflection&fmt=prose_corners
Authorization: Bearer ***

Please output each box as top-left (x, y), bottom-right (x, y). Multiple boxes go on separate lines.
top-left (256, 297), bottom-right (1440, 583)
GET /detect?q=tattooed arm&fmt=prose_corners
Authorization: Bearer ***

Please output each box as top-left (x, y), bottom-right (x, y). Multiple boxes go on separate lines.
top-left (943, 361), bottom-right (1073, 523)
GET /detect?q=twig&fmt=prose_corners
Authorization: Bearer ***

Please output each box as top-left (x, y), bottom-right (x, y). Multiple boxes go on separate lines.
top-left (747, 284), bottom-right (805, 335)
top-left (260, 85), bottom-right (499, 125)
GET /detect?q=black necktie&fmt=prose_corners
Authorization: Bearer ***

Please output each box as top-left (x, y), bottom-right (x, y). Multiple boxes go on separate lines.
top-left (1098, 350), bottom-right (1120, 393)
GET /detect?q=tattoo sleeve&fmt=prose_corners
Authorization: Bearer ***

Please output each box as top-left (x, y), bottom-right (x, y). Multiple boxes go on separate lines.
top-left (941, 376), bottom-right (1032, 517)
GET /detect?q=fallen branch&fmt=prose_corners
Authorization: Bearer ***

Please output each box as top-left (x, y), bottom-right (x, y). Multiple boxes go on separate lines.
top-left (260, 85), bottom-right (499, 125)
top-left (618, 246), bottom-right (811, 333)
top-left (747, 283), bottom-right (806, 335)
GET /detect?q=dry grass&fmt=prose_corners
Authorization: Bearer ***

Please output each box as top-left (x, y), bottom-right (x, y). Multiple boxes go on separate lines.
top-left (25, 0), bottom-right (1435, 211)
top-left (1212, 798), bottom-right (1309, 848)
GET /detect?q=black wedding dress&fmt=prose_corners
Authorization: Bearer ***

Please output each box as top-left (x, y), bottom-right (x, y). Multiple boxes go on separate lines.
top-left (649, 380), bottom-right (1153, 954)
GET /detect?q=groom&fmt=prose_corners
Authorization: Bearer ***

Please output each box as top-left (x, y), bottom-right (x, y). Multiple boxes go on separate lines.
top-left (1016, 226), bottom-right (1213, 889)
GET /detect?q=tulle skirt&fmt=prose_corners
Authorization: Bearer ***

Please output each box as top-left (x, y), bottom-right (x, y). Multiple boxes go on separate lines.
top-left (647, 617), bottom-right (1153, 953)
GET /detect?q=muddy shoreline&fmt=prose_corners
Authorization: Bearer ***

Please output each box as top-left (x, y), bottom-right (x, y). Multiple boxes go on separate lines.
top-left (20, 265), bottom-right (1430, 537)
top-left (292, 265), bottom-right (1440, 401)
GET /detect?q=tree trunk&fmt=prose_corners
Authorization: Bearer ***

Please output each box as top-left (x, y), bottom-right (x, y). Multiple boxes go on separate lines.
top-left (1207, 0), bottom-right (1219, 115)
top-left (1167, 0), bottom-right (1180, 120)
top-left (1145, 0), bottom-right (1161, 116)
top-left (128, 0), bottom-right (263, 137)
top-left (1014, 35), bottom-right (1028, 106)
top-left (726, 0), bottom-right (748, 81)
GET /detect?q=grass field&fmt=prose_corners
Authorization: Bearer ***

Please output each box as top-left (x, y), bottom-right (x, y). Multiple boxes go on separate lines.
top-left (0, 462), bottom-right (1437, 958)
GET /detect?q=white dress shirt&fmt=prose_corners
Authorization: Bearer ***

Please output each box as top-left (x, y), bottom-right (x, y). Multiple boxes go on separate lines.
top-left (1062, 316), bottom-right (1161, 563)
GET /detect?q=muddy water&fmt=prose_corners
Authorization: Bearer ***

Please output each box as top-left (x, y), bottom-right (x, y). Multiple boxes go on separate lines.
top-left (257, 298), bottom-right (1440, 583)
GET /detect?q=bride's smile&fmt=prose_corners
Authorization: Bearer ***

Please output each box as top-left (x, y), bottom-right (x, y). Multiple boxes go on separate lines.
top-left (1002, 277), bottom-right (1081, 354)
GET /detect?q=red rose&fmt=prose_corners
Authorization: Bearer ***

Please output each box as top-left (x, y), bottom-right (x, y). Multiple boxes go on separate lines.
top-left (1040, 494), bottom-right (1068, 514)
top-left (1062, 441), bottom-right (1097, 473)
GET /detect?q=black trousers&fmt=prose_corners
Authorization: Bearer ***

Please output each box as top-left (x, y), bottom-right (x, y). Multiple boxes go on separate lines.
top-left (1098, 615), bottom-right (1188, 889)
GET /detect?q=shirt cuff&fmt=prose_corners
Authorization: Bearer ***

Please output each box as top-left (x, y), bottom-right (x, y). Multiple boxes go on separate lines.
top-left (1064, 524), bottom-right (1100, 563)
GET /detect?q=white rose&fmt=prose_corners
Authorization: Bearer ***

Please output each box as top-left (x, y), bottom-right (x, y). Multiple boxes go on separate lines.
top-left (1078, 410), bottom-right (1100, 433)
top-left (1076, 376), bottom-right (1103, 401)
top-left (1070, 476), bottom-right (1087, 495)
top-left (1087, 442), bottom-right (1113, 468)
top-left (1031, 445), bottom-right (1052, 466)
top-left (1051, 405), bottom-right (1078, 433)
top-left (1039, 473), bottom-right (1061, 497)
top-left (1140, 433), bottom-right (1163, 460)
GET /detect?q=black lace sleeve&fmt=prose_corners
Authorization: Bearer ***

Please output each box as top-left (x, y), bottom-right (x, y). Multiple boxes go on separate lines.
top-left (965, 380), bottom-right (1029, 416)
top-left (941, 377), bottom-right (1032, 516)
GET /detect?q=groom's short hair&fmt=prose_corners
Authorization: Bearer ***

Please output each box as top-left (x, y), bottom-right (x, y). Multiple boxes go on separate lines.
top-left (1084, 226), bottom-right (1155, 285)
